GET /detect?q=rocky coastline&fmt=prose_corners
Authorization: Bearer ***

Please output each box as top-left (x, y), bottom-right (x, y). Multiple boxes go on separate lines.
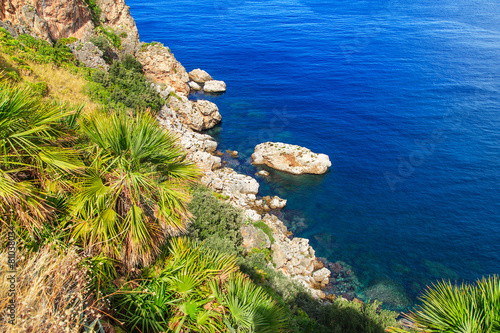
top-left (0, 0), bottom-right (357, 302)
top-left (150, 47), bottom-right (350, 300)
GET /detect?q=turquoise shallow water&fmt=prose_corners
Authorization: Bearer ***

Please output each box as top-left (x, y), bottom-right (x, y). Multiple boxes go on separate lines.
top-left (127, 0), bottom-right (500, 308)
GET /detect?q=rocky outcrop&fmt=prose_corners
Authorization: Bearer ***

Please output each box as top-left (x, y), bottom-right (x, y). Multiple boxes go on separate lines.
top-left (157, 106), bottom-right (221, 172)
top-left (69, 41), bottom-right (109, 71)
top-left (264, 214), bottom-right (330, 298)
top-left (96, 0), bottom-right (140, 54)
top-left (151, 83), bottom-right (176, 100)
top-left (189, 68), bottom-right (212, 83)
top-left (203, 80), bottom-right (226, 93)
top-left (0, 0), bottom-right (94, 42)
top-left (241, 224), bottom-right (271, 252)
top-left (252, 142), bottom-right (331, 175)
top-left (189, 81), bottom-right (202, 91)
top-left (166, 93), bottom-right (221, 132)
top-left (188, 69), bottom-right (226, 94)
top-left (157, 97), bottom-right (332, 300)
top-left (136, 43), bottom-right (190, 96)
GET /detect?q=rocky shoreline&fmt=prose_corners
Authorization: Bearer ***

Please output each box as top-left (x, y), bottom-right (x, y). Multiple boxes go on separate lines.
top-left (0, 0), bottom-right (357, 302)
top-left (153, 61), bottom-right (353, 299)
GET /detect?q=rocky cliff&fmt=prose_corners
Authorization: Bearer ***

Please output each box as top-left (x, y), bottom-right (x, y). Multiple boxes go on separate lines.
top-left (0, 0), bottom-right (138, 51)
top-left (0, 0), bottom-right (93, 41)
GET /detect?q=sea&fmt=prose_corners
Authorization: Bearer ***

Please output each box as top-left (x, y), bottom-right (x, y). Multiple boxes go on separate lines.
top-left (127, 0), bottom-right (500, 309)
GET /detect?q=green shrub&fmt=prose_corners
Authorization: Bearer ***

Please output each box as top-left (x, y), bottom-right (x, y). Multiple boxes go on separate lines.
top-left (54, 37), bottom-right (78, 48)
top-left (97, 26), bottom-right (121, 49)
top-left (121, 53), bottom-right (143, 72)
top-left (0, 30), bottom-right (76, 66)
top-left (89, 35), bottom-right (113, 64)
top-left (83, 0), bottom-right (102, 26)
top-left (187, 185), bottom-right (244, 255)
top-left (140, 41), bottom-right (162, 52)
top-left (253, 220), bottom-right (275, 243)
top-left (26, 81), bottom-right (49, 97)
top-left (88, 58), bottom-right (163, 112)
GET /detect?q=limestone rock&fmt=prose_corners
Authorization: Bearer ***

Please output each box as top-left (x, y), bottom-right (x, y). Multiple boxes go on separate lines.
top-left (269, 196), bottom-right (287, 210)
top-left (240, 224), bottom-right (271, 252)
top-left (166, 94), bottom-right (221, 132)
top-left (0, 0), bottom-right (94, 41)
top-left (151, 83), bottom-right (176, 100)
top-left (256, 170), bottom-right (269, 177)
top-left (252, 142), bottom-right (331, 175)
top-left (189, 68), bottom-right (212, 83)
top-left (156, 106), bottom-right (220, 172)
top-left (136, 43), bottom-right (190, 96)
top-left (226, 150), bottom-right (238, 158)
top-left (189, 81), bottom-right (202, 91)
top-left (70, 42), bottom-right (109, 71)
top-left (96, 0), bottom-right (140, 54)
top-left (203, 80), bottom-right (226, 93)
top-left (191, 151), bottom-right (221, 171)
top-left (313, 268), bottom-right (331, 283)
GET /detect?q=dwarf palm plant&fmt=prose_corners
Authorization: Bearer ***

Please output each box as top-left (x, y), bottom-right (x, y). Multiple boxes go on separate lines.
top-left (0, 82), bottom-right (82, 233)
top-left (389, 275), bottom-right (500, 333)
top-left (71, 112), bottom-right (200, 270)
top-left (210, 273), bottom-right (287, 333)
top-left (114, 237), bottom-right (238, 333)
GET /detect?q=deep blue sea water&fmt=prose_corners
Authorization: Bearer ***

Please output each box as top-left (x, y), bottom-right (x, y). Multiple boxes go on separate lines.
top-left (127, 0), bottom-right (500, 308)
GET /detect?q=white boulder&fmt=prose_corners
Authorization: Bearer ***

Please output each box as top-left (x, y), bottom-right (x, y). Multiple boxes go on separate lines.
top-left (203, 80), bottom-right (226, 93)
top-left (252, 142), bottom-right (331, 175)
top-left (189, 68), bottom-right (213, 83)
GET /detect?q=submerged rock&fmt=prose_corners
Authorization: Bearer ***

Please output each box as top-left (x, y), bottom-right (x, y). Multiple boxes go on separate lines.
top-left (364, 281), bottom-right (411, 309)
top-left (252, 142), bottom-right (331, 175)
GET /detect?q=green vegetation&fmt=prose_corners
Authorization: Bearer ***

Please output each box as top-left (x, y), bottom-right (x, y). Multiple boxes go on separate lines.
top-left (253, 220), bottom-right (275, 243)
top-left (187, 185), bottom-right (244, 255)
top-left (88, 54), bottom-right (164, 112)
top-left (113, 238), bottom-right (286, 333)
top-left (0, 82), bottom-right (82, 233)
top-left (140, 41), bottom-right (163, 52)
top-left (389, 276), bottom-right (500, 333)
top-left (83, 0), bottom-right (103, 26)
top-left (97, 26), bottom-right (122, 49)
top-left (0, 28), bottom-right (76, 67)
top-left (71, 112), bottom-right (200, 270)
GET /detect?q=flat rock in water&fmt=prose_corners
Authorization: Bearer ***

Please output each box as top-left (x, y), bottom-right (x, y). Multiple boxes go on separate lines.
top-left (252, 142), bottom-right (331, 175)
top-left (203, 80), bottom-right (226, 93)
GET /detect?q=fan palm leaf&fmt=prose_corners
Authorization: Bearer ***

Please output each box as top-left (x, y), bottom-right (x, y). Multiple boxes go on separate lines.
top-left (0, 82), bottom-right (82, 232)
top-left (210, 273), bottom-right (287, 333)
top-left (72, 112), bottom-right (200, 270)
top-left (389, 275), bottom-right (500, 333)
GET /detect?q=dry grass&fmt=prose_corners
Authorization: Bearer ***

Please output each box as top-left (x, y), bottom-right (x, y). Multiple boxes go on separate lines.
top-left (0, 246), bottom-right (100, 332)
top-left (0, 53), bottom-right (101, 115)
top-left (22, 62), bottom-right (101, 115)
